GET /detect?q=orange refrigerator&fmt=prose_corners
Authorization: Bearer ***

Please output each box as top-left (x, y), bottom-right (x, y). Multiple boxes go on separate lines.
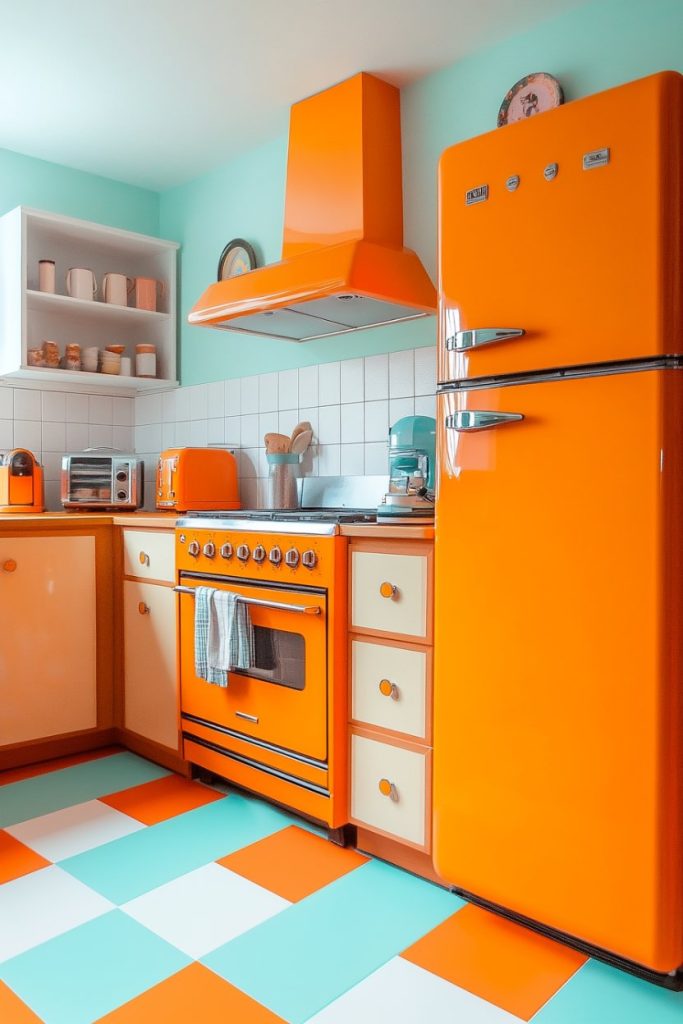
top-left (433, 71), bottom-right (683, 987)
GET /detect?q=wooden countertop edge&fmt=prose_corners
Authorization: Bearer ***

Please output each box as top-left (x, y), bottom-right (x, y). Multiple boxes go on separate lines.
top-left (0, 512), bottom-right (178, 529)
top-left (339, 523), bottom-right (434, 540)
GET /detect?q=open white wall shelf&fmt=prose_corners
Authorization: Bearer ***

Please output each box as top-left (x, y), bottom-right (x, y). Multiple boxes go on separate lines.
top-left (0, 206), bottom-right (179, 394)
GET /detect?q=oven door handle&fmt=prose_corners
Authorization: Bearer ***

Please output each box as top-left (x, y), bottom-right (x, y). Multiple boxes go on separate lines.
top-left (173, 585), bottom-right (321, 616)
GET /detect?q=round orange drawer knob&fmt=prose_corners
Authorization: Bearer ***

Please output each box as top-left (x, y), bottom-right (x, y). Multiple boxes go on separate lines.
top-left (138, 602), bottom-right (150, 615)
top-left (379, 679), bottom-right (399, 700)
top-left (378, 778), bottom-right (399, 802)
top-left (139, 551), bottom-right (150, 566)
top-left (2, 559), bottom-right (17, 573)
top-left (379, 581), bottom-right (397, 600)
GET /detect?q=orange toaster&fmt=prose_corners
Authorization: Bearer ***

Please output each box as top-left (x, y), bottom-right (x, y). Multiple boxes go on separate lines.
top-left (156, 447), bottom-right (240, 512)
top-left (0, 448), bottom-right (45, 513)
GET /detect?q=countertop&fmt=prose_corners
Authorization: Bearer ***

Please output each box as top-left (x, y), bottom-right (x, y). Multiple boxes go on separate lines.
top-left (0, 512), bottom-right (433, 539)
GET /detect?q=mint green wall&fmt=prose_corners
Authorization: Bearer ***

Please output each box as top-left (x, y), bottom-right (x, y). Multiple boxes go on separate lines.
top-left (0, 146), bottom-right (158, 235)
top-left (162, 0), bottom-right (683, 385)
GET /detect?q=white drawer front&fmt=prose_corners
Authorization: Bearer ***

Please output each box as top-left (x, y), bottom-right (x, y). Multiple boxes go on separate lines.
top-left (351, 551), bottom-right (428, 639)
top-left (352, 640), bottom-right (427, 739)
top-left (351, 733), bottom-right (428, 847)
top-left (123, 529), bottom-right (175, 582)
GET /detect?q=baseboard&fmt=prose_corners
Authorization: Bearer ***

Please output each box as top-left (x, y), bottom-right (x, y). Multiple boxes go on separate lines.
top-left (0, 727), bottom-right (118, 772)
top-left (115, 728), bottom-right (191, 776)
top-left (355, 827), bottom-right (447, 886)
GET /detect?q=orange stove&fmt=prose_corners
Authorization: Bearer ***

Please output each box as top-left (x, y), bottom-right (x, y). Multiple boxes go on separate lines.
top-left (175, 510), bottom-right (370, 831)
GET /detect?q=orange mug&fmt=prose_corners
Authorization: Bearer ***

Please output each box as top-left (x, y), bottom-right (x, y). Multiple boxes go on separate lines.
top-left (134, 277), bottom-right (165, 312)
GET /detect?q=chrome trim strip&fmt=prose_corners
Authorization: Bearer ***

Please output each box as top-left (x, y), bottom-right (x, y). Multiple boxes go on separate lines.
top-left (178, 571), bottom-right (325, 597)
top-left (437, 357), bottom-right (683, 392)
top-left (174, 585), bottom-right (320, 615)
top-left (183, 732), bottom-right (330, 796)
top-left (175, 517), bottom-right (338, 535)
top-left (181, 712), bottom-right (328, 769)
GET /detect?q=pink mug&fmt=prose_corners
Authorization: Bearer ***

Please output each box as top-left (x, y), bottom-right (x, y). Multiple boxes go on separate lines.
top-left (134, 277), bottom-right (165, 312)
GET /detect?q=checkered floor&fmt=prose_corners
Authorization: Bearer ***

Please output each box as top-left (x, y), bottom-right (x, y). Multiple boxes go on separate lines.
top-left (1, 750), bottom-right (682, 1023)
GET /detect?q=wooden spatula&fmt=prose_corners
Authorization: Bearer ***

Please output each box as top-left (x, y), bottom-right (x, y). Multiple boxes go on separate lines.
top-left (264, 432), bottom-right (292, 454)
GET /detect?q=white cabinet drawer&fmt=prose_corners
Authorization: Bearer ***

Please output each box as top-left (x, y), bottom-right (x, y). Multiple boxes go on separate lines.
top-left (351, 733), bottom-right (429, 848)
top-left (350, 550), bottom-right (429, 640)
top-left (351, 639), bottom-right (428, 740)
top-left (123, 529), bottom-right (174, 582)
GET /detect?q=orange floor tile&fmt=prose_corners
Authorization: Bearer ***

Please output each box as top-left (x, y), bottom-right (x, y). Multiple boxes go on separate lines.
top-left (0, 832), bottom-right (51, 885)
top-left (402, 903), bottom-right (587, 1021)
top-left (0, 747), bottom-right (124, 787)
top-left (96, 962), bottom-right (286, 1022)
top-left (0, 981), bottom-right (43, 1023)
top-left (99, 773), bottom-right (224, 824)
top-left (219, 824), bottom-right (368, 902)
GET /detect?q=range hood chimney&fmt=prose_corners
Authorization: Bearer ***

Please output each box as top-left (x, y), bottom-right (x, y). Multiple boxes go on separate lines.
top-left (188, 72), bottom-right (436, 342)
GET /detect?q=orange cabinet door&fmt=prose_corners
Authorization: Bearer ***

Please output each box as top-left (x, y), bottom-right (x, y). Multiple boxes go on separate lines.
top-left (179, 580), bottom-right (328, 761)
top-left (438, 72), bottom-right (683, 383)
top-left (0, 535), bottom-right (97, 745)
top-left (433, 369), bottom-right (683, 973)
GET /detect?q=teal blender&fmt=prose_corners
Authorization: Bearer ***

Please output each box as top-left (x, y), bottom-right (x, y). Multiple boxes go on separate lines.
top-left (377, 415), bottom-right (436, 521)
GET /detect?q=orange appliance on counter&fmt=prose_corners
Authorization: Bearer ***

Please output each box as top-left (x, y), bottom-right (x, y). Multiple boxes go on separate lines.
top-left (156, 447), bottom-right (239, 512)
top-left (0, 449), bottom-right (44, 513)
top-left (433, 71), bottom-right (683, 988)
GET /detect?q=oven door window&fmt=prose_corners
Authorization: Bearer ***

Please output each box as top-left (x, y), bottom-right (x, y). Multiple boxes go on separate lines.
top-left (234, 625), bottom-right (305, 690)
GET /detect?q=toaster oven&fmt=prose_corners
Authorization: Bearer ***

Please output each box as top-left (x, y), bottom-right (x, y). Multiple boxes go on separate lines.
top-left (61, 454), bottom-right (144, 509)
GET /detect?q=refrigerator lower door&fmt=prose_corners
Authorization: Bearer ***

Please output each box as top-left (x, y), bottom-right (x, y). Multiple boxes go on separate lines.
top-left (433, 368), bottom-right (683, 974)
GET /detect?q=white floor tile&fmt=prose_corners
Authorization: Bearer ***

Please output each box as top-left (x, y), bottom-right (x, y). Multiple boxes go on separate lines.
top-left (121, 862), bottom-right (290, 959)
top-left (305, 957), bottom-right (522, 1023)
top-left (0, 866), bottom-right (113, 962)
top-left (6, 800), bottom-right (144, 861)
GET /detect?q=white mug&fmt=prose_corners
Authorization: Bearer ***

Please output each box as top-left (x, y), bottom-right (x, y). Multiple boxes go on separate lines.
top-left (82, 347), bottom-right (100, 372)
top-left (66, 267), bottom-right (97, 301)
top-left (101, 272), bottom-right (133, 307)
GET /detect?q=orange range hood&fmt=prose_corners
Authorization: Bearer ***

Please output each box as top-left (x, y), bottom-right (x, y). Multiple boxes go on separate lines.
top-left (188, 73), bottom-right (436, 342)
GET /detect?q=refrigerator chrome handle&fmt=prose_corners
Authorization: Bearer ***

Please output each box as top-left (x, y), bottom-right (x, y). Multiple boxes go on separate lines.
top-left (445, 328), bottom-right (525, 352)
top-left (446, 411), bottom-right (524, 432)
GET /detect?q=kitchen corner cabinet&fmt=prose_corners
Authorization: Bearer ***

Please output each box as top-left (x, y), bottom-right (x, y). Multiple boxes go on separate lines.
top-left (348, 538), bottom-right (437, 874)
top-left (0, 523), bottom-right (115, 768)
top-left (0, 206), bottom-right (179, 395)
top-left (118, 526), bottom-right (183, 770)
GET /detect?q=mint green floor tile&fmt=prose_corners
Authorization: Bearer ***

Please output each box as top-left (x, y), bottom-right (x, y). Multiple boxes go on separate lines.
top-left (60, 792), bottom-right (293, 903)
top-left (0, 752), bottom-right (169, 828)
top-left (533, 960), bottom-right (683, 1023)
top-left (0, 910), bottom-right (189, 1024)
top-left (203, 857), bottom-right (462, 1023)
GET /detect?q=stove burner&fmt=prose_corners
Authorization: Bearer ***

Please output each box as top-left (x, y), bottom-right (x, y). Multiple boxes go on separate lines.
top-left (182, 507), bottom-right (380, 524)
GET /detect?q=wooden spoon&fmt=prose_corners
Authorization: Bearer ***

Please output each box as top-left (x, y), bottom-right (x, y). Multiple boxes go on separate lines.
top-left (264, 432), bottom-right (291, 454)
top-left (290, 421), bottom-right (312, 446)
top-left (290, 428), bottom-right (313, 455)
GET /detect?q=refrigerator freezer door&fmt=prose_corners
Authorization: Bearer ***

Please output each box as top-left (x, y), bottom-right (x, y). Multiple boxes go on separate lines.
top-left (433, 369), bottom-right (683, 973)
top-left (438, 72), bottom-right (683, 384)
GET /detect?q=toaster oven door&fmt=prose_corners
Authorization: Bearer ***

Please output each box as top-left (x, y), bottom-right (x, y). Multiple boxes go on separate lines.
top-left (156, 455), bottom-right (177, 508)
top-left (178, 576), bottom-right (328, 761)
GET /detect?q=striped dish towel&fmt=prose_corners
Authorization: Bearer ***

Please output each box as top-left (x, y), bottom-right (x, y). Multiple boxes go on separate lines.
top-left (209, 590), bottom-right (255, 672)
top-left (194, 586), bottom-right (228, 686)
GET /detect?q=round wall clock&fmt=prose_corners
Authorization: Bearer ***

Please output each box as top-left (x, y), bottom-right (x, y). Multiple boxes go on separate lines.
top-left (497, 73), bottom-right (564, 127)
top-left (217, 239), bottom-right (257, 280)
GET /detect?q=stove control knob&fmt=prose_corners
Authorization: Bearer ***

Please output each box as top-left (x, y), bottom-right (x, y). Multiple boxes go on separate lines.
top-left (269, 545), bottom-right (282, 566)
top-left (301, 549), bottom-right (317, 570)
top-left (285, 547), bottom-right (300, 568)
top-left (203, 542), bottom-right (215, 558)
top-left (220, 542), bottom-right (233, 560)
top-left (253, 544), bottom-right (266, 564)
top-left (188, 540), bottom-right (200, 557)
top-left (236, 543), bottom-right (251, 562)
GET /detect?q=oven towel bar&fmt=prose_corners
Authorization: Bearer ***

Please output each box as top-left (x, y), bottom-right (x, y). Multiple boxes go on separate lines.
top-left (174, 585), bottom-right (321, 615)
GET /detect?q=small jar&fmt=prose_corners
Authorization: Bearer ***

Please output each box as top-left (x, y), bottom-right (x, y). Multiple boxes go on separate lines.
top-left (135, 343), bottom-right (156, 378)
top-left (101, 350), bottom-right (121, 375)
top-left (64, 343), bottom-right (81, 371)
top-left (42, 339), bottom-right (60, 368)
top-left (27, 347), bottom-right (46, 367)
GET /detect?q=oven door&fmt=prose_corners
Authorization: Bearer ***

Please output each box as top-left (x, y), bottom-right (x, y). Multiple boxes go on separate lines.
top-left (178, 574), bottom-right (327, 761)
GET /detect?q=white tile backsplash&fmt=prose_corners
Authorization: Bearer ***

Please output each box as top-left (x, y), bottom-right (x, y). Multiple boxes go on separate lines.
top-left (14, 420), bottom-right (41, 451)
top-left (0, 419), bottom-right (13, 447)
top-left (66, 421), bottom-right (89, 450)
top-left (15, 389), bottom-right (41, 420)
top-left (318, 362), bottom-right (341, 406)
top-left (131, 344), bottom-right (437, 509)
top-left (42, 421), bottom-right (66, 453)
top-left (0, 387), bottom-right (13, 419)
top-left (42, 391), bottom-right (66, 422)
top-left (89, 423), bottom-right (114, 449)
top-left (66, 393), bottom-right (89, 423)
top-left (89, 395), bottom-right (113, 425)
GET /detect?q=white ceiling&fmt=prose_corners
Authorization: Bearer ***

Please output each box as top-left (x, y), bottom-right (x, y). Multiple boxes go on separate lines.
top-left (1, 0), bottom-right (587, 191)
